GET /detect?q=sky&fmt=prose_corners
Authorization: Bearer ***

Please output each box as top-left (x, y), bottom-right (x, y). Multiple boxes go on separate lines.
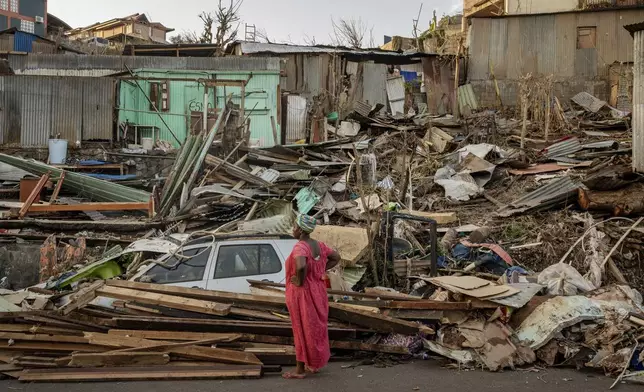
top-left (48, 0), bottom-right (462, 46)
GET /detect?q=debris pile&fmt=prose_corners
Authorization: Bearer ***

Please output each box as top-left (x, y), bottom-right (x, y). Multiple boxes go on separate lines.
top-left (0, 89), bottom-right (643, 385)
top-left (0, 280), bottom-right (432, 382)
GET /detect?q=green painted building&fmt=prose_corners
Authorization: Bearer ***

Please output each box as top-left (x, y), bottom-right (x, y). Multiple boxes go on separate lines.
top-left (117, 60), bottom-right (281, 147)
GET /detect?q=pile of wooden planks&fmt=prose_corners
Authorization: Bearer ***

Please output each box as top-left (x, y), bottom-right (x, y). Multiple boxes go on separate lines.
top-left (0, 279), bottom-right (454, 383)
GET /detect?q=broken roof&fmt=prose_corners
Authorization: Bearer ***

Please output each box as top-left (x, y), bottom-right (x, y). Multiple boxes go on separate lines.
top-left (68, 13), bottom-right (174, 35)
top-left (229, 41), bottom-right (435, 64)
top-left (624, 21), bottom-right (644, 37)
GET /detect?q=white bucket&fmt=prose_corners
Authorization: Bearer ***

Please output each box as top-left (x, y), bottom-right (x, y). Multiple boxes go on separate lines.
top-left (48, 139), bottom-right (68, 164)
top-left (141, 137), bottom-right (154, 150)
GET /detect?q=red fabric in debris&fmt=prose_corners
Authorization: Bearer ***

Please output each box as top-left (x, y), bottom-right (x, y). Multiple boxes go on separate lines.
top-left (285, 240), bottom-right (331, 371)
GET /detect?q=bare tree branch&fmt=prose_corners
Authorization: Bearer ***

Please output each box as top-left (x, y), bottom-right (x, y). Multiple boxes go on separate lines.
top-left (170, 30), bottom-right (201, 44)
top-left (199, 12), bottom-right (215, 43)
top-left (255, 28), bottom-right (272, 43)
top-left (303, 34), bottom-right (318, 46)
top-left (330, 17), bottom-right (371, 49)
top-left (214, 0), bottom-right (243, 55)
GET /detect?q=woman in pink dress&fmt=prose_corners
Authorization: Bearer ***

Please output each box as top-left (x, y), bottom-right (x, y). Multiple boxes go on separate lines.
top-left (283, 214), bottom-right (340, 379)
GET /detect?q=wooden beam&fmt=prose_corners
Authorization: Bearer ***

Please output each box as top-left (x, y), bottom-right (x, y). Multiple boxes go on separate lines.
top-left (382, 309), bottom-right (444, 320)
top-left (27, 202), bottom-right (152, 214)
top-left (96, 286), bottom-right (231, 317)
top-left (0, 324), bottom-right (84, 336)
top-left (108, 330), bottom-right (243, 342)
top-left (59, 281), bottom-right (105, 316)
top-left (49, 171), bottom-right (65, 202)
top-left (328, 303), bottom-right (434, 335)
top-left (110, 316), bottom-right (357, 339)
top-left (68, 352), bottom-right (170, 368)
top-left (19, 172), bottom-right (50, 219)
top-left (18, 365), bottom-right (263, 382)
top-left (106, 280), bottom-right (286, 308)
top-left (84, 333), bottom-right (261, 365)
top-left (246, 280), bottom-right (420, 301)
top-left (379, 301), bottom-right (474, 310)
top-left (329, 340), bottom-right (410, 355)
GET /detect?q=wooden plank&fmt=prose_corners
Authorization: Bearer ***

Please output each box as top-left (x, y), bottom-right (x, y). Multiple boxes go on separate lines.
top-left (247, 280), bottom-right (419, 301)
top-left (0, 342), bottom-right (106, 353)
top-left (49, 171), bottom-right (65, 202)
top-left (28, 202), bottom-right (152, 213)
top-left (96, 286), bottom-right (231, 317)
top-left (329, 340), bottom-right (410, 354)
top-left (84, 333), bottom-right (261, 365)
top-left (59, 281), bottom-right (105, 315)
top-left (108, 330), bottom-right (243, 342)
top-left (382, 309), bottom-right (444, 321)
top-left (0, 324), bottom-right (84, 336)
top-left (110, 316), bottom-right (357, 339)
top-left (328, 303), bottom-right (434, 335)
top-left (0, 332), bottom-right (91, 344)
top-left (229, 307), bottom-right (289, 322)
top-left (19, 173), bottom-right (50, 218)
top-left (379, 301), bottom-right (473, 310)
top-left (18, 365), bottom-right (263, 382)
top-left (69, 352), bottom-right (170, 368)
top-left (399, 210), bottom-right (458, 225)
top-left (105, 280), bottom-right (286, 308)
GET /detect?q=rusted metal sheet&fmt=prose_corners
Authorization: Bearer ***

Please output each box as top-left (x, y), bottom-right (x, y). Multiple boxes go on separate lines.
top-left (83, 78), bottom-right (115, 141)
top-left (20, 76), bottom-right (52, 146)
top-left (422, 57), bottom-right (456, 115)
top-left (497, 176), bottom-right (583, 217)
top-left (362, 63), bottom-right (387, 107)
top-left (285, 95), bottom-right (307, 143)
top-left (51, 77), bottom-right (83, 143)
top-left (0, 76), bottom-right (114, 146)
top-left (633, 29), bottom-right (644, 172)
top-left (8, 54), bottom-right (280, 76)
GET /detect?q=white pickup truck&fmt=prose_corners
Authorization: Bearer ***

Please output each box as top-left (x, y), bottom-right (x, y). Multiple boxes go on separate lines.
top-left (130, 236), bottom-right (299, 294)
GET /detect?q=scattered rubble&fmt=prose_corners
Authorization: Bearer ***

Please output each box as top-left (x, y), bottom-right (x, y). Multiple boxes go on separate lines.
top-left (0, 85), bottom-right (643, 386)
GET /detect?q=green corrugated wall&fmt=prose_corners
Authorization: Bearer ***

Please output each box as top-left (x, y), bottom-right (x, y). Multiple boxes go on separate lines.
top-left (117, 68), bottom-right (281, 147)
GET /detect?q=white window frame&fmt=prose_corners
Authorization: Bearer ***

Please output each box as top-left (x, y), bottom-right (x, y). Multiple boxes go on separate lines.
top-left (9, 0), bottom-right (17, 13)
top-left (0, 0), bottom-right (8, 11)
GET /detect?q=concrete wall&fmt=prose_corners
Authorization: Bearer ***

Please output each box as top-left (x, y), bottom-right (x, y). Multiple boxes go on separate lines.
top-left (506, 0), bottom-right (579, 14)
top-left (467, 9), bottom-right (644, 107)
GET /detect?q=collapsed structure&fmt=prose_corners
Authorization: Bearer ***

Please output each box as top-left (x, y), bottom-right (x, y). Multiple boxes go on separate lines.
top-left (0, 0), bottom-right (643, 386)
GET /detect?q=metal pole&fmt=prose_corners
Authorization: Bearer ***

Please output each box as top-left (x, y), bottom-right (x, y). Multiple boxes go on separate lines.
top-left (202, 86), bottom-right (209, 134)
top-left (430, 222), bottom-right (438, 277)
top-left (124, 65), bottom-right (182, 146)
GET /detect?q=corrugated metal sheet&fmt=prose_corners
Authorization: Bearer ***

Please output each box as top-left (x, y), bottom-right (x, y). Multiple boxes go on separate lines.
top-left (8, 54), bottom-right (281, 76)
top-left (0, 35), bottom-right (12, 52)
top-left (0, 76), bottom-right (114, 146)
top-left (469, 9), bottom-right (644, 88)
top-left (362, 63), bottom-right (387, 107)
top-left (13, 32), bottom-right (34, 53)
top-left (634, 30), bottom-right (644, 172)
top-left (386, 76), bottom-right (405, 115)
top-left (21, 77), bottom-right (52, 146)
top-left (83, 78), bottom-right (115, 141)
top-left (498, 176), bottom-right (583, 217)
top-left (544, 137), bottom-right (583, 158)
top-left (458, 84), bottom-right (479, 113)
top-left (50, 77), bottom-right (82, 143)
top-left (285, 95), bottom-right (307, 143)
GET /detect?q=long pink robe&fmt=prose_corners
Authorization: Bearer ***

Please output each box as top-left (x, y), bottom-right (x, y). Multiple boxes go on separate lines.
top-left (285, 240), bottom-right (331, 370)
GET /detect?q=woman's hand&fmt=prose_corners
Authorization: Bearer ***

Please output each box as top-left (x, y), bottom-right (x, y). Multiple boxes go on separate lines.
top-left (290, 275), bottom-right (302, 287)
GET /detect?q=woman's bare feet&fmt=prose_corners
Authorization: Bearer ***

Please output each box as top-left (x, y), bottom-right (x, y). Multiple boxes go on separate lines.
top-left (282, 372), bottom-right (306, 379)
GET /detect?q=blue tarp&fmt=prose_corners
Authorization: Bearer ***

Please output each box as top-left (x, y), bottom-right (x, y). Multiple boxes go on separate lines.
top-left (85, 174), bottom-right (137, 181)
